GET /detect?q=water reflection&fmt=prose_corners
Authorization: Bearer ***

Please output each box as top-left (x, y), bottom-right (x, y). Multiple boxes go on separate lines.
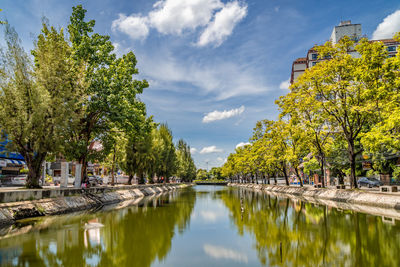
top-left (203, 244), bottom-right (248, 263)
top-left (1, 186), bottom-right (400, 266)
top-left (219, 188), bottom-right (400, 266)
top-left (0, 188), bottom-right (196, 267)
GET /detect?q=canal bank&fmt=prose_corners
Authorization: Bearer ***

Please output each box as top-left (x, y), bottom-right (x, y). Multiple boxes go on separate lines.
top-left (229, 183), bottom-right (400, 211)
top-left (0, 184), bottom-right (189, 225)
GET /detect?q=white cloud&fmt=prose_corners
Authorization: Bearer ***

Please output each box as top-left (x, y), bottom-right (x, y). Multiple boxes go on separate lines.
top-left (112, 14), bottom-right (149, 40)
top-left (197, 1), bottom-right (247, 47)
top-left (200, 146), bottom-right (224, 154)
top-left (279, 78), bottom-right (290, 90)
top-left (200, 210), bottom-right (218, 222)
top-left (236, 142), bottom-right (250, 149)
top-left (372, 10), bottom-right (400, 40)
top-left (203, 244), bottom-right (248, 263)
top-left (217, 157), bottom-right (227, 164)
top-left (149, 0), bottom-right (223, 35)
top-left (202, 106), bottom-right (245, 123)
top-left (112, 0), bottom-right (247, 46)
top-left (140, 55), bottom-right (269, 99)
top-left (190, 147), bottom-right (198, 154)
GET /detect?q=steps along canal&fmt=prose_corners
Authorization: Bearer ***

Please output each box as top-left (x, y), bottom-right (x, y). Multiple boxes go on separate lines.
top-left (0, 185), bottom-right (400, 266)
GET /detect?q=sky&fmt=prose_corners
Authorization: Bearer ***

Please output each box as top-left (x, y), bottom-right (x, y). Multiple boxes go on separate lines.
top-left (2, 0), bottom-right (400, 170)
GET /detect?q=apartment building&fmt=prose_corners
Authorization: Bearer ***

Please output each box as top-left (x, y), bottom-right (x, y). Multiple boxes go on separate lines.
top-left (290, 20), bottom-right (399, 84)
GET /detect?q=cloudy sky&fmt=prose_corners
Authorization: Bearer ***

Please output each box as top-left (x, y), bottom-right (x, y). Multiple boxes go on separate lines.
top-left (2, 0), bottom-right (400, 169)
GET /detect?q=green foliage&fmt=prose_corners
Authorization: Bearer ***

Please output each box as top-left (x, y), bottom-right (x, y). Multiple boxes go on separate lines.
top-left (196, 169), bottom-right (208, 180)
top-left (303, 158), bottom-right (319, 176)
top-left (0, 22), bottom-right (82, 188)
top-left (391, 166), bottom-right (400, 181)
top-left (209, 167), bottom-right (222, 180)
top-left (175, 139), bottom-right (196, 182)
top-left (124, 116), bottom-right (156, 184)
top-left (62, 5), bottom-right (149, 179)
top-left (0, 5), bottom-right (196, 188)
top-left (222, 31), bottom-right (400, 187)
top-left (152, 124), bottom-right (177, 182)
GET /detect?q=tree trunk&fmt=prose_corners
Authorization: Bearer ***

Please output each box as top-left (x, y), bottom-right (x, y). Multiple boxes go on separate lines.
top-left (111, 145), bottom-right (116, 186)
top-left (338, 171), bottom-right (344, 185)
top-left (282, 163), bottom-right (289, 186)
top-left (348, 140), bottom-right (358, 189)
top-left (25, 153), bottom-right (45, 188)
top-left (349, 153), bottom-right (357, 188)
top-left (138, 173), bottom-right (145, 184)
top-left (127, 173), bottom-right (133, 185)
top-left (294, 167), bottom-right (303, 187)
top-left (79, 156), bottom-right (88, 186)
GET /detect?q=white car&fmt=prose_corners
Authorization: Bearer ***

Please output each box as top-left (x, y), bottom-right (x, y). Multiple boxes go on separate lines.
top-left (11, 175), bottom-right (27, 185)
top-left (11, 175), bottom-right (44, 186)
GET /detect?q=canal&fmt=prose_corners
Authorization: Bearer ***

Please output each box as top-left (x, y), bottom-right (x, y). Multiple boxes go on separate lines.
top-left (1, 185), bottom-right (400, 266)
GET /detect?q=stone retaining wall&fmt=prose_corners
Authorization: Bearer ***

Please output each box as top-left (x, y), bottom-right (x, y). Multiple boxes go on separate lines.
top-left (229, 183), bottom-right (400, 210)
top-left (0, 184), bottom-right (187, 225)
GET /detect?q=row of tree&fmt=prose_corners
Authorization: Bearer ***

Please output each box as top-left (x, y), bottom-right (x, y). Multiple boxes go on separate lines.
top-left (0, 5), bottom-right (196, 188)
top-left (195, 167), bottom-right (223, 180)
top-left (222, 33), bottom-right (400, 188)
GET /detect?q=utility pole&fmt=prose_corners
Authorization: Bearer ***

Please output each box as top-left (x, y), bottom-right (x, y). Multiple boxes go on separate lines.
top-left (206, 161), bottom-right (209, 180)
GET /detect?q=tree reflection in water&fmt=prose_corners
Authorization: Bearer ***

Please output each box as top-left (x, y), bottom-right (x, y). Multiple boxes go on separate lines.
top-left (219, 188), bottom-right (400, 266)
top-left (0, 188), bottom-right (196, 267)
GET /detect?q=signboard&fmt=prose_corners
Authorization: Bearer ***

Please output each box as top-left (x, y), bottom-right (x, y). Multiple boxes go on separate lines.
top-left (0, 136), bottom-right (25, 161)
top-left (362, 161), bottom-right (372, 170)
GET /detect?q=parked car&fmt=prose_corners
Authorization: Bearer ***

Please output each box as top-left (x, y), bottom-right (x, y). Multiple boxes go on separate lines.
top-left (11, 175), bottom-right (27, 186)
top-left (10, 175), bottom-right (44, 186)
top-left (357, 177), bottom-right (382, 188)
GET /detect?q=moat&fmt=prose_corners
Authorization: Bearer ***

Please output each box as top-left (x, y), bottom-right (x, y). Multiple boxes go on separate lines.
top-left (1, 185), bottom-right (400, 266)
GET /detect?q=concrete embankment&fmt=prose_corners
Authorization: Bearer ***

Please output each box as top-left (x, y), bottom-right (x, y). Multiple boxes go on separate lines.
top-left (229, 183), bottom-right (400, 215)
top-left (0, 184), bottom-right (187, 225)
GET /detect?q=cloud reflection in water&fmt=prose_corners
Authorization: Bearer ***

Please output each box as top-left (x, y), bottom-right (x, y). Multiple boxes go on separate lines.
top-left (203, 244), bottom-right (248, 263)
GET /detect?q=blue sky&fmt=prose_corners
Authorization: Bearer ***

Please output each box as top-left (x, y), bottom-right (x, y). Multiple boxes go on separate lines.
top-left (2, 0), bottom-right (400, 169)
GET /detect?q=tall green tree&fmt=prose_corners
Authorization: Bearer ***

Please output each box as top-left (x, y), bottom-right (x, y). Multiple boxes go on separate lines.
top-left (176, 139), bottom-right (196, 182)
top-left (361, 33), bottom-right (400, 157)
top-left (291, 37), bottom-right (387, 188)
top-left (124, 116), bottom-right (156, 184)
top-left (153, 124), bottom-right (177, 183)
top-left (278, 84), bottom-right (333, 187)
top-left (63, 5), bottom-right (148, 182)
top-left (0, 23), bottom-right (82, 188)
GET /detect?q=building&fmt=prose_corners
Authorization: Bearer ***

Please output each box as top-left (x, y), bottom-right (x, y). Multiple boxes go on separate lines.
top-left (0, 136), bottom-right (26, 176)
top-left (290, 20), bottom-right (399, 84)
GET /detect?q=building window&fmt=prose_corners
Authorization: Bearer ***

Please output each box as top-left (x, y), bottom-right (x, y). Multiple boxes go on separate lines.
top-left (312, 62), bottom-right (317, 66)
top-left (387, 46), bottom-right (396, 52)
top-left (312, 53), bottom-right (318, 60)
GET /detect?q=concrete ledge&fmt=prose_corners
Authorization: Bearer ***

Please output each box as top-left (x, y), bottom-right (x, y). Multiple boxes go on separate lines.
top-left (228, 183), bottom-right (400, 210)
top-left (0, 184), bottom-right (188, 225)
top-left (0, 184), bottom-right (183, 203)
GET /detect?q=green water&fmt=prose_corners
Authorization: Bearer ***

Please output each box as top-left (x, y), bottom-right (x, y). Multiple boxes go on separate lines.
top-left (0, 186), bottom-right (400, 266)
